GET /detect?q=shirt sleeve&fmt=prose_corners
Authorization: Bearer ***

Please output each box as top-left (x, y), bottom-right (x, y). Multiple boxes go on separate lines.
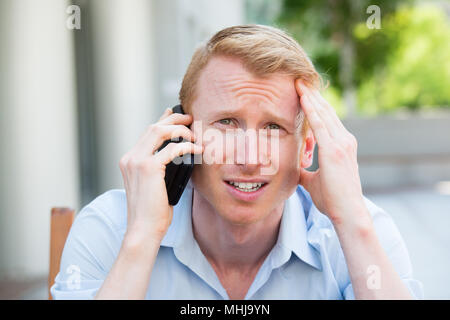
top-left (50, 196), bottom-right (123, 300)
top-left (342, 197), bottom-right (424, 300)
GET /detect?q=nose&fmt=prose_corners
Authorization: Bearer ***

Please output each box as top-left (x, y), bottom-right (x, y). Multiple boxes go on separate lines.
top-left (234, 129), bottom-right (267, 173)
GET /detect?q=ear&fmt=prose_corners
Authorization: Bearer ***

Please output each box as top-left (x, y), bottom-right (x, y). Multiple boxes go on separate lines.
top-left (299, 129), bottom-right (316, 169)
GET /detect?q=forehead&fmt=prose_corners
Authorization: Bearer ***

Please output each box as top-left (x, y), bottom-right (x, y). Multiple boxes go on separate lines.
top-left (194, 55), bottom-right (300, 116)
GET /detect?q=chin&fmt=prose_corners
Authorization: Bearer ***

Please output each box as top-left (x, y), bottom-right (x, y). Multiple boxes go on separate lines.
top-left (216, 200), bottom-right (269, 226)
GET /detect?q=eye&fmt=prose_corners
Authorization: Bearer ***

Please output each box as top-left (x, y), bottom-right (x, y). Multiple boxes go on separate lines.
top-left (265, 123), bottom-right (280, 130)
top-left (218, 118), bottom-right (233, 125)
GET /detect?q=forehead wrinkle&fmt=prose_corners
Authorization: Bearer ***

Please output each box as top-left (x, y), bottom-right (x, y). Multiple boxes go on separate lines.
top-left (196, 57), bottom-right (300, 125)
top-left (213, 76), bottom-right (283, 105)
top-left (201, 76), bottom-right (302, 128)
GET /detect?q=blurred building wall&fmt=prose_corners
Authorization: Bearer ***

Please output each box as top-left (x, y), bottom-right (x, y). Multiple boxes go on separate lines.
top-left (343, 113), bottom-right (450, 192)
top-left (0, 0), bottom-right (243, 281)
top-left (0, 0), bottom-right (80, 279)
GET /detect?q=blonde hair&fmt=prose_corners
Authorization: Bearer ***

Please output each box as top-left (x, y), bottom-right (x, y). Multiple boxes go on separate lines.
top-left (179, 24), bottom-right (321, 136)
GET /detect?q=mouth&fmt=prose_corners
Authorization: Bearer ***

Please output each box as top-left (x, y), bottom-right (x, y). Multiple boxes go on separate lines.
top-left (225, 181), bottom-right (267, 192)
top-left (223, 179), bottom-right (269, 202)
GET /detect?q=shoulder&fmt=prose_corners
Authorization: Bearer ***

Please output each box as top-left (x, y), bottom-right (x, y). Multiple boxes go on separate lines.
top-left (297, 185), bottom-right (403, 252)
top-left (52, 189), bottom-right (128, 298)
top-left (60, 189), bottom-right (129, 269)
top-left (58, 189), bottom-right (128, 277)
top-left (297, 186), bottom-right (407, 269)
top-left (295, 186), bottom-right (422, 298)
top-left (75, 189), bottom-right (128, 235)
top-left (361, 195), bottom-right (409, 256)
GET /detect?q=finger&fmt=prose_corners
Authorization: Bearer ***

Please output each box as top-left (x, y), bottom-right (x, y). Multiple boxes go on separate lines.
top-left (154, 141), bottom-right (203, 165)
top-left (303, 89), bottom-right (339, 138)
top-left (159, 124), bottom-right (196, 142)
top-left (296, 80), bottom-right (336, 136)
top-left (308, 88), bottom-right (347, 132)
top-left (298, 81), bottom-right (355, 147)
top-left (158, 107), bottom-right (173, 121)
top-left (159, 112), bottom-right (193, 126)
top-left (300, 93), bottom-right (331, 146)
top-left (308, 88), bottom-right (358, 150)
top-left (137, 124), bottom-right (196, 155)
top-left (295, 78), bottom-right (306, 97)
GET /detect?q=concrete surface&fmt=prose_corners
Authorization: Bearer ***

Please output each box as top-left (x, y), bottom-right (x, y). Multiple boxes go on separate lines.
top-left (367, 186), bottom-right (450, 299)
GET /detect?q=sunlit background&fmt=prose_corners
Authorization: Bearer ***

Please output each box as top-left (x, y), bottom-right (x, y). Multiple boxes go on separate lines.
top-left (0, 0), bottom-right (449, 299)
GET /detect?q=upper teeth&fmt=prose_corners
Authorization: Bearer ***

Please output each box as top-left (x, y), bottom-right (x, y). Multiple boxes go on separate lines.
top-left (229, 182), bottom-right (263, 189)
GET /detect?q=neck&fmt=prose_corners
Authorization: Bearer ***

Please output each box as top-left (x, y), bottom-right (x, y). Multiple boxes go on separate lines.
top-left (191, 189), bottom-right (283, 274)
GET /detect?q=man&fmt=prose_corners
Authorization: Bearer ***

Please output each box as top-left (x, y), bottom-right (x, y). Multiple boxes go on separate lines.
top-left (51, 25), bottom-right (423, 299)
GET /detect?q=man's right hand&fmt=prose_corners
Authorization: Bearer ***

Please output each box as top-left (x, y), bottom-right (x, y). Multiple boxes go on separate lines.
top-left (118, 108), bottom-right (203, 246)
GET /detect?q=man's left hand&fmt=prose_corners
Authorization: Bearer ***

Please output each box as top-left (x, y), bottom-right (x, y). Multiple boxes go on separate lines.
top-left (295, 80), bottom-right (370, 226)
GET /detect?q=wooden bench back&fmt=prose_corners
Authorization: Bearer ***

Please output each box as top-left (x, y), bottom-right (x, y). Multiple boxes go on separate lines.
top-left (48, 207), bottom-right (75, 300)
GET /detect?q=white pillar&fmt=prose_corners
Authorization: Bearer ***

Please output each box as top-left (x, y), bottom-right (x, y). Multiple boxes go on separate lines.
top-left (88, 0), bottom-right (157, 193)
top-left (0, 0), bottom-right (80, 279)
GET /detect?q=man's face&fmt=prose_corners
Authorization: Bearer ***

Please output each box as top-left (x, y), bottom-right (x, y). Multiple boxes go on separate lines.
top-left (190, 55), bottom-right (310, 225)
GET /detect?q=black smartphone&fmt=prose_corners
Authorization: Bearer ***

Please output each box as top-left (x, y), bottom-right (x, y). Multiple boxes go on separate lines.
top-left (157, 105), bottom-right (195, 206)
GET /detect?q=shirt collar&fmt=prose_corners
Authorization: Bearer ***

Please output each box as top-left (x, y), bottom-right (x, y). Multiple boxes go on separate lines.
top-left (160, 182), bottom-right (229, 298)
top-left (160, 182), bottom-right (322, 272)
top-left (275, 186), bottom-right (322, 270)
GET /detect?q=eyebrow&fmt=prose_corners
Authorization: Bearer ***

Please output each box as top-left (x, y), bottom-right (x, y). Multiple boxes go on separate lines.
top-left (207, 108), bottom-right (298, 130)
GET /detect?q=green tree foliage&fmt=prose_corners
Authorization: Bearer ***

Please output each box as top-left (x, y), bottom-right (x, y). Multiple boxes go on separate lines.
top-left (356, 5), bottom-right (450, 115)
top-left (277, 0), bottom-right (450, 116)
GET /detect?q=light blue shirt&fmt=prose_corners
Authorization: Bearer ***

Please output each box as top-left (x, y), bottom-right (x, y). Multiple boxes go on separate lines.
top-left (51, 183), bottom-right (423, 299)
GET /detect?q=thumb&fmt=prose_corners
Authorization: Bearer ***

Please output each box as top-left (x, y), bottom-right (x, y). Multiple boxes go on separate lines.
top-left (298, 168), bottom-right (318, 192)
